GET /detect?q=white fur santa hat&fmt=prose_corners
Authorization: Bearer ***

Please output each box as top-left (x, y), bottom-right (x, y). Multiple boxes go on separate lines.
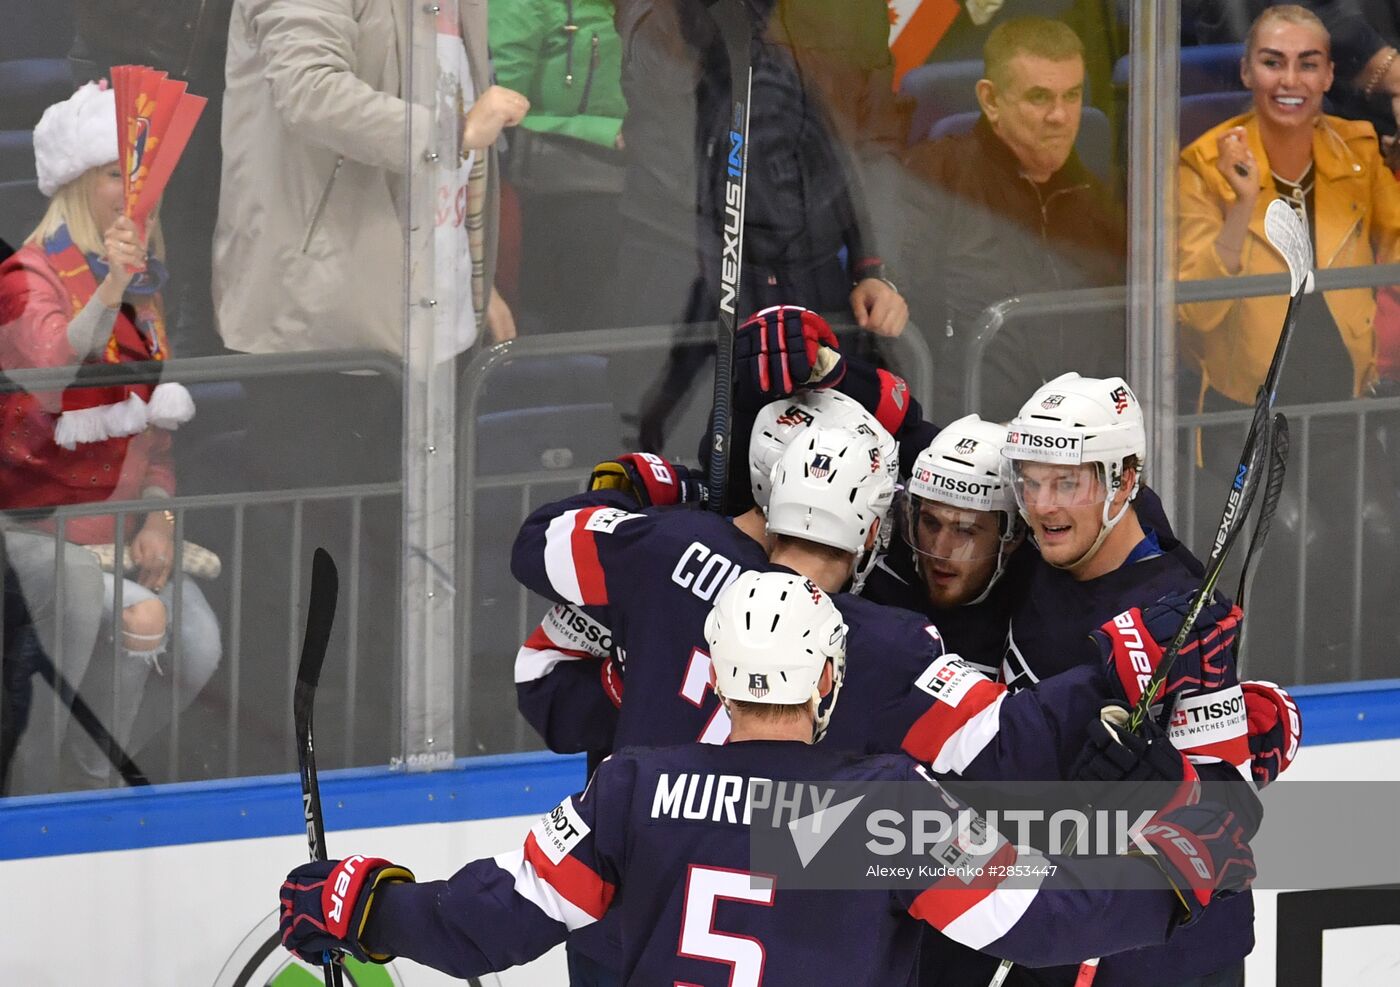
top-left (33, 81), bottom-right (118, 197)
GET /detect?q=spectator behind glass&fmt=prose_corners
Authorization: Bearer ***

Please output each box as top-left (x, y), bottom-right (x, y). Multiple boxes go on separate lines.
top-left (1178, 5), bottom-right (1400, 681)
top-left (615, 0), bottom-right (908, 452)
top-left (69, 0), bottom-right (236, 359)
top-left (0, 84), bottom-right (222, 791)
top-left (1179, 4), bottom-right (1400, 412)
top-left (1194, 0), bottom-right (1400, 140)
top-left (491, 0), bottom-right (627, 335)
top-left (899, 17), bottom-right (1126, 424)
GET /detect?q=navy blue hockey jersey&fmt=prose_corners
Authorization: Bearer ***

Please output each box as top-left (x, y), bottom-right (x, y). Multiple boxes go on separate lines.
top-left (1000, 530), bottom-right (1255, 986)
top-left (364, 741), bottom-right (1181, 984)
top-left (512, 492), bottom-right (1116, 779)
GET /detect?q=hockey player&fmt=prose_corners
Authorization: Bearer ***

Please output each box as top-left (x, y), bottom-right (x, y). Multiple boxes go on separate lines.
top-left (279, 571), bottom-right (1257, 984)
top-left (998, 372), bottom-right (1256, 986)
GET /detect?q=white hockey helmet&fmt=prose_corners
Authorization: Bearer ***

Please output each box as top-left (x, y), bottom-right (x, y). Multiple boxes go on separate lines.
top-left (901, 415), bottom-right (1022, 603)
top-left (766, 423), bottom-right (897, 594)
top-left (705, 570), bottom-right (848, 739)
top-left (749, 390), bottom-right (895, 510)
top-left (1002, 373), bottom-right (1146, 566)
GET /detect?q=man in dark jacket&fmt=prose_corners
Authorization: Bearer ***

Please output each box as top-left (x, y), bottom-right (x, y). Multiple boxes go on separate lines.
top-left (614, 0), bottom-right (908, 451)
top-left (901, 17), bottom-right (1126, 424)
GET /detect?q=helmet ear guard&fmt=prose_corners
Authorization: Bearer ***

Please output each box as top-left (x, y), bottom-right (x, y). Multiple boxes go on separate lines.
top-left (765, 423), bottom-right (898, 595)
top-left (1001, 373), bottom-right (1146, 570)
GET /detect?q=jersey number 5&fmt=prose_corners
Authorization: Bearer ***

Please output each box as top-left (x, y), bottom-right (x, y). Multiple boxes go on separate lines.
top-left (676, 864), bottom-right (777, 987)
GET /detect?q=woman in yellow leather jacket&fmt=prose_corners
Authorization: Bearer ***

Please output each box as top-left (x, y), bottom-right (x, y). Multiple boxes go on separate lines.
top-left (1178, 4), bottom-right (1400, 412)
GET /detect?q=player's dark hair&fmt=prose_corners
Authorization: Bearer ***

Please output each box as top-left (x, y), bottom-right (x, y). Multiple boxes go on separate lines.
top-left (983, 17), bottom-right (1084, 90)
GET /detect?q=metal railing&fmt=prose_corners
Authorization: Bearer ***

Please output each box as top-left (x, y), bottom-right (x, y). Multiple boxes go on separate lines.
top-left (960, 263), bottom-right (1400, 687)
top-left (0, 352), bottom-right (403, 794)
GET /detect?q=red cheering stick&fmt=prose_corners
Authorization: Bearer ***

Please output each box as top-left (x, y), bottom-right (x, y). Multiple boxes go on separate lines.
top-left (111, 64), bottom-right (207, 257)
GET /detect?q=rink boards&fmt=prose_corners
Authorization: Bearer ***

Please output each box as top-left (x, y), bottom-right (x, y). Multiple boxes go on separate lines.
top-left (0, 681), bottom-right (1398, 985)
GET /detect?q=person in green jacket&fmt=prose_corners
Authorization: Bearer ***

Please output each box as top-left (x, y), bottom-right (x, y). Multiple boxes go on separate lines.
top-left (490, 0), bottom-right (627, 334)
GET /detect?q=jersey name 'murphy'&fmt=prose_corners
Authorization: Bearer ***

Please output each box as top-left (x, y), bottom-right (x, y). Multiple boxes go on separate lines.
top-left (670, 541), bottom-right (748, 603)
top-left (650, 772), bottom-right (835, 826)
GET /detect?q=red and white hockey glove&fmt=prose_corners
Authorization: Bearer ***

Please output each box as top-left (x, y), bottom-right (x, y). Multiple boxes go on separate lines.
top-left (1139, 803), bottom-right (1257, 923)
top-left (280, 855), bottom-right (414, 965)
top-left (1094, 591), bottom-right (1242, 707)
top-left (589, 452), bottom-right (705, 509)
top-left (735, 305), bottom-right (845, 400)
top-left (1243, 680), bottom-right (1302, 788)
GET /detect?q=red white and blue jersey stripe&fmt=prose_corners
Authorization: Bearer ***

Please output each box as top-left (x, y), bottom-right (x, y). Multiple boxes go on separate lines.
top-left (363, 742), bottom-right (1180, 983)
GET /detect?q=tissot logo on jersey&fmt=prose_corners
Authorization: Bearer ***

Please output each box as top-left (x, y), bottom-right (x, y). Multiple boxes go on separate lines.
top-left (1167, 687), bottom-right (1248, 748)
top-left (914, 654), bottom-right (986, 708)
top-left (543, 604), bottom-right (613, 654)
top-left (534, 797), bottom-right (592, 865)
top-left (584, 508), bottom-right (642, 535)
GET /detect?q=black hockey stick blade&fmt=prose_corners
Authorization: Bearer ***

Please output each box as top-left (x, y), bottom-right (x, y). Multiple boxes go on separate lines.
top-left (704, 0), bottom-right (753, 514)
top-left (1234, 414), bottom-right (1290, 670)
top-left (292, 547), bottom-right (343, 987)
top-left (1236, 413), bottom-right (1290, 608)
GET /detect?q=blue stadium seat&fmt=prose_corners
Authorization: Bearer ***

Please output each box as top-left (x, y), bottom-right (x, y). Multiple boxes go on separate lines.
top-left (1112, 43), bottom-right (1245, 96)
top-left (0, 1), bottom-right (74, 62)
top-left (1180, 91), bottom-right (1251, 146)
top-left (927, 105), bottom-right (1113, 185)
top-left (0, 59), bottom-right (74, 130)
top-left (0, 179), bottom-right (45, 249)
top-left (900, 60), bottom-right (984, 147)
top-left (0, 131), bottom-right (34, 183)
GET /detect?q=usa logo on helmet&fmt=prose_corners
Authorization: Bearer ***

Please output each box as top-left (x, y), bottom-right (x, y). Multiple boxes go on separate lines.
top-left (809, 453), bottom-right (832, 478)
top-left (1109, 386), bottom-right (1130, 414)
top-left (748, 673), bottom-right (770, 698)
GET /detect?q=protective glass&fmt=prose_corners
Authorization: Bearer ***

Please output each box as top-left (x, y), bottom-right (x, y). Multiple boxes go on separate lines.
top-left (1008, 460), bottom-right (1108, 511)
top-left (900, 493), bottom-right (1003, 563)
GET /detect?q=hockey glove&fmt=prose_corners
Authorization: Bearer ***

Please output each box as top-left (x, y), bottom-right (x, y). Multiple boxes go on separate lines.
top-left (589, 452), bottom-right (705, 509)
top-left (735, 305), bottom-right (845, 401)
top-left (1243, 680), bottom-right (1302, 788)
top-left (1071, 702), bottom-right (1199, 818)
top-left (1139, 803), bottom-right (1257, 924)
top-left (1094, 591), bottom-right (1242, 707)
top-left (280, 856), bottom-right (415, 965)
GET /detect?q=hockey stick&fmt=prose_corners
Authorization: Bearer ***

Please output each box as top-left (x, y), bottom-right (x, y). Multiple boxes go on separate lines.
top-left (987, 201), bottom-right (1313, 987)
top-left (1127, 199), bottom-right (1312, 732)
top-left (704, 0), bottom-right (753, 514)
top-left (293, 547), bottom-right (343, 987)
top-left (1233, 414), bottom-right (1290, 668)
